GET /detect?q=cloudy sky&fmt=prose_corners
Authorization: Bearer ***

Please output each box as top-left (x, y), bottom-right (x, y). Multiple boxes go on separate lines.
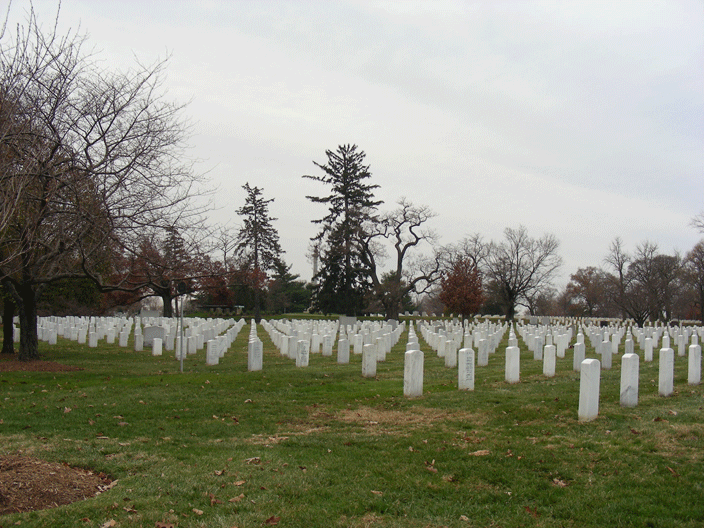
top-left (15, 0), bottom-right (704, 286)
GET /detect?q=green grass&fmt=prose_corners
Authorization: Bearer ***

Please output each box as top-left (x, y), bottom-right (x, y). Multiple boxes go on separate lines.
top-left (0, 322), bottom-right (702, 528)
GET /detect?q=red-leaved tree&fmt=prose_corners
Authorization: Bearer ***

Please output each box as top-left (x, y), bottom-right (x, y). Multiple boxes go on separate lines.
top-left (439, 257), bottom-right (484, 320)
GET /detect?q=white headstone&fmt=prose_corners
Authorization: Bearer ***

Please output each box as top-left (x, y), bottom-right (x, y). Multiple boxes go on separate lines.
top-left (248, 340), bottom-right (263, 371)
top-left (578, 358), bottom-right (601, 422)
top-left (677, 334), bottom-right (686, 357)
top-left (362, 343), bottom-right (377, 377)
top-left (376, 336), bottom-right (386, 362)
top-left (543, 344), bottom-right (556, 378)
top-left (688, 342), bottom-right (701, 385)
top-left (206, 340), bottom-right (219, 365)
top-left (444, 340), bottom-right (457, 368)
top-left (337, 338), bottom-right (350, 364)
top-left (644, 337), bottom-right (654, 362)
top-left (658, 347), bottom-right (674, 397)
top-left (458, 348), bottom-right (475, 391)
top-left (403, 349), bottom-right (424, 397)
top-left (601, 339), bottom-right (612, 370)
top-left (533, 336), bottom-right (543, 361)
top-left (620, 353), bottom-right (639, 407)
top-left (152, 337), bottom-right (163, 356)
top-left (477, 339), bottom-right (488, 367)
top-left (187, 335), bottom-right (197, 355)
top-left (296, 340), bottom-right (310, 367)
top-left (322, 334), bottom-right (333, 357)
top-left (624, 337), bottom-right (634, 356)
top-left (573, 342), bottom-right (585, 372)
top-left (353, 334), bottom-right (363, 355)
top-left (505, 346), bottom-right (520, 384)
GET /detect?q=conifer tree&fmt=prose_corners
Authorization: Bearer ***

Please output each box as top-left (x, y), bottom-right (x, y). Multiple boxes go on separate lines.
top-left (235, 183), bottom-right (283, 322)
top-left (304, 144), bottom-right (381, 316)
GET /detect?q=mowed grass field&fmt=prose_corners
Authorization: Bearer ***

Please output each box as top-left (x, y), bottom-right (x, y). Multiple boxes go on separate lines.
top-left (0, 320), bottom-right (702, 528)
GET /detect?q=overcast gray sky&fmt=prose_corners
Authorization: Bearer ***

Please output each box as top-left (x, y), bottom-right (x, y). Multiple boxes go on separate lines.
top-left (18, 0), bottom-right (704, 286)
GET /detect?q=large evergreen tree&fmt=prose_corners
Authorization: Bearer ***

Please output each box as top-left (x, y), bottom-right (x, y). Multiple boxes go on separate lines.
top-left (304, 144), bottom-right (381, 316)
top-left (235, 183), bottom-right (283, 322)
top-left (266, 260), bottom-right (312, 314)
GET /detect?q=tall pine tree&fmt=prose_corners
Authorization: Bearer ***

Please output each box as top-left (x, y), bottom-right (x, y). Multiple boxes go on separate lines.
top-left (304, 144), bottom-right (381, 315)
top-left (235, 183), bottom-right (283, 322)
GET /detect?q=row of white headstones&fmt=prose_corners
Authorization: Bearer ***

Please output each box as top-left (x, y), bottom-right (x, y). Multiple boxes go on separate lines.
top-left (31, 315), bottom-right (703, 421)
top-left (258, 318), bottom-right (406, 372)
top-left (32, 315), bottom-right (246, 361)
top-left (257, 318), bottom-right (702, 422)
top-left (413, 320), bottom-right (702, 421)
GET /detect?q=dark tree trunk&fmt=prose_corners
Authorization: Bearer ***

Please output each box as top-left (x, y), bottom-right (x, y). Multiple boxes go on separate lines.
top-left (384, 294), bottom-right (402, 321)
top-left (15, 285), bottom-right (40, 361)
top-left (505, 304), bottom-right (516, 321)
top-left (503, 288), bottom-right (518, 322)
top-left (161, 292), bottom-right (174, 318)
top-left (2, 297), bottom-right (15, 355)
top-left (254, 287), bottom-right (261, 323)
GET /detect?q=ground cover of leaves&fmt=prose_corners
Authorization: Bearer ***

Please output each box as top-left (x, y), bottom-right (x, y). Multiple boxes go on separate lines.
top-left (0, 357), bottom-right (113, 515)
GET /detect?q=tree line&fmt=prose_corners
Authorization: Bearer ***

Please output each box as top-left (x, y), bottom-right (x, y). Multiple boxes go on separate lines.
top-left (1, 10), bottom-right (703, 361)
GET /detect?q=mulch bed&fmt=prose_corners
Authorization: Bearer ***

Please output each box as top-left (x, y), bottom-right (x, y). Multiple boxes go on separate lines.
top-left (0, 357), bottom-right (83, 372)
top-left (0, 357), bottom-right (107, 515)
top-left (0, 455), bottom-right (114, 515)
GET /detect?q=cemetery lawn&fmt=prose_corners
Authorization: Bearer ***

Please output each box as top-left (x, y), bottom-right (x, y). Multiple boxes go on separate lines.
top-left (0, 324), bottom-right (702, 528)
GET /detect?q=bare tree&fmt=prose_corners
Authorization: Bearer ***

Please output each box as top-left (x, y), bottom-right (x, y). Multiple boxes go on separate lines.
top-left (604, 239), bottom-right (684, 324)
top-left (0, 9), bottom-right (205, 359)
top-left (442, 234), bottom-right (489, 269)
top-left (692, 213), bottom-right (704, 234)
top-left (684, 240), bottom-right (704, 324)
top-left (214, 225), bottom-right (239, 272)
top-left (603, 238), bottom-right (648, 325)
top-left (361, 199), bottom-right (442, 320)
top-left (485, 226), bottom-right (562, 321)
top-left (631, 242), bottom-right (683, 322)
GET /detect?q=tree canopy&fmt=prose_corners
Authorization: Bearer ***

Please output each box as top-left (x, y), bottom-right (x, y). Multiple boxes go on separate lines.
top-left (0, 9), bottom-right (203, 359)
top-left (304, 144), bottom-right (381, 316)
top-left (235, 183), bottom-right (283, 322)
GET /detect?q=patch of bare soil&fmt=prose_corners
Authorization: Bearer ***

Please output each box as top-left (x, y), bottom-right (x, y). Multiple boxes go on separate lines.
top-left (0, 357), bottom-right (83, 372)
top-left (0, 455), bottom-right (114, 515)
top-left (336, 406), bottom-right (485, 432)
top-left (274, 405), bottom-right (486, 438)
